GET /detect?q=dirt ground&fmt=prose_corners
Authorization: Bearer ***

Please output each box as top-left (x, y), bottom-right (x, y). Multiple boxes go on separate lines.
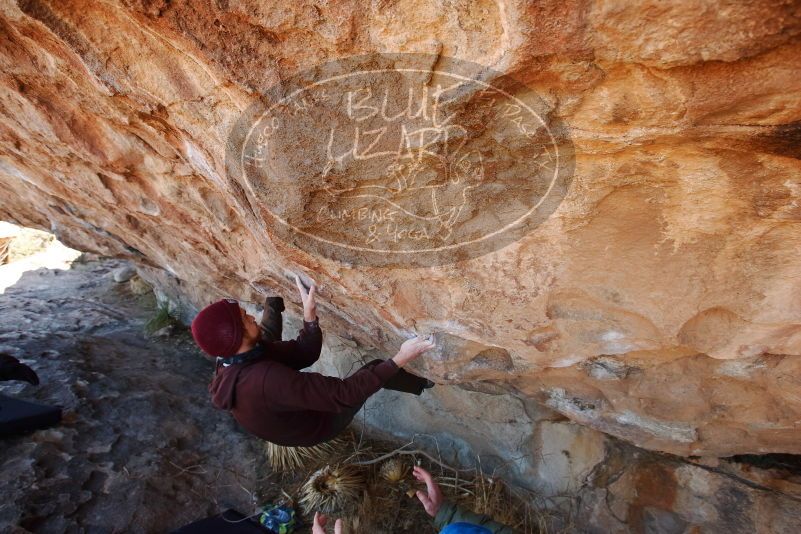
top-left (0, 255), bottom-right (276, 533)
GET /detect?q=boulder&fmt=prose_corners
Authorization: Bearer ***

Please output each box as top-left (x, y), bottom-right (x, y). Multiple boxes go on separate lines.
top-left (0, 0), bottom-right (800, 460)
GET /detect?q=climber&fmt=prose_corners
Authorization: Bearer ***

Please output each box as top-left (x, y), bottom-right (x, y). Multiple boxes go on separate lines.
top-left (310, 466), bottom-right (514, 534)
top-left (190, 274), bottom-right (436, 447)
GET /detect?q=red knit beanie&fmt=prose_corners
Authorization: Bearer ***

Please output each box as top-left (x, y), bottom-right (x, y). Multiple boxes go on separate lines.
top-left (191, 299), bottom-right (244, 357)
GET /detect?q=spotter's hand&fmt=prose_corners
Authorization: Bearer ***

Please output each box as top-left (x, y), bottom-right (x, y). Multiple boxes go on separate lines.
top-left (312, 512), bottom-right (342, 534)
top-left (295, 274), bottom-right (318, 322)
top-left (413, 466), bottom-right (443, 517)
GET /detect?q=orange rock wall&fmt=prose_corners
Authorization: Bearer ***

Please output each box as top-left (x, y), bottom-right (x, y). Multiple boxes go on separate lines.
top-left (2, 0), bottom-right (801, 456)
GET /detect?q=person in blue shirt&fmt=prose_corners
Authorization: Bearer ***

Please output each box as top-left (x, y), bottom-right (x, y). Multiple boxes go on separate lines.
top-left (412, 466), bottom-right (514, 534)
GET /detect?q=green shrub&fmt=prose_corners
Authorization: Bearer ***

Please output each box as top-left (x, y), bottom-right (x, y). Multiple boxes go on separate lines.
top-left (145, 303), bottom-right (181, 334)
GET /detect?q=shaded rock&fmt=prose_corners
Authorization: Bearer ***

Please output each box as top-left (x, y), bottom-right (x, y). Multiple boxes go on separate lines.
top-left (112, 265), bottom-right (136, 283)
top-left (577, 441), bottom-right (801, 534)
top-left (127, 274), bottom-right (152, 296)
top-left (531, 420), bottom-right (607, 494)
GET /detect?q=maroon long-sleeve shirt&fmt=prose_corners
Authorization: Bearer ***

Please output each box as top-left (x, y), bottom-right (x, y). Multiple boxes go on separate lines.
top-left (209, 320), bottom-right (400, 446)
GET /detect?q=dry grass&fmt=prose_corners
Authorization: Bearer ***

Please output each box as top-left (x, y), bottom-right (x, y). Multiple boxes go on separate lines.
top-left (265, 438), bottom-right (346, 472)
top-left (244, 431), bottom-right (572, 533)
top-left (456, 461), bottom-right (570, 534)
top-left (342, 434), bottom-right (570, 534)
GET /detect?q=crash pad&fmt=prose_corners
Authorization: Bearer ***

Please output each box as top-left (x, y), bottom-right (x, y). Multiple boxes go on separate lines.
top-left (0, 393), bottom-right (62, 437)
top-left (170, 509), bottom-right (267, 534)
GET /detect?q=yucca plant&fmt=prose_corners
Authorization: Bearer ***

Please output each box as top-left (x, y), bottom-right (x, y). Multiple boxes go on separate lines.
top-left (379, 458), bottom-right (409, 484)
top-left (264, 437), bottom-right (345, 472)
top-left (300, 464), bottom-right (366, 515)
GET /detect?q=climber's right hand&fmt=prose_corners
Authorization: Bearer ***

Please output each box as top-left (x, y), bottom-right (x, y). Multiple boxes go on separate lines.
top-left (392, 335), bottom-right (435, 368)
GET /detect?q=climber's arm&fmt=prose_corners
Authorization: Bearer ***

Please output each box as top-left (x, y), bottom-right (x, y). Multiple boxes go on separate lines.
top-left (261, 274), bottom-right (323, 370)
top-left (264, 319), bottom-right (323, 370)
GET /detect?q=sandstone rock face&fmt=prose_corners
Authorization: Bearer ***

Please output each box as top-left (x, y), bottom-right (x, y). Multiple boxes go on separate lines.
top-left (1, 0), bottom-right (801, 460)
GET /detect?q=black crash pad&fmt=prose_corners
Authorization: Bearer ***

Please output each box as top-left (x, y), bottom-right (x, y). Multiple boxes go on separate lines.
top-left (0, 394), bottom-right (62, 437)
top-left (170, 509), bottom-right (268, 534)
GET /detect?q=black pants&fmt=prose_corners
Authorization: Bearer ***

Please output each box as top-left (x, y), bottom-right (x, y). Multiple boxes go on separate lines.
top-left (323, 358), bottom-right (431, 440)
top-left (260, 297), bottom-right (430, 440)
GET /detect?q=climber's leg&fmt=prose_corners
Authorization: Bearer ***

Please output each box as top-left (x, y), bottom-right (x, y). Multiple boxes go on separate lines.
top-left (384, 367), bottom-right (433, 395)
top-left (317, 359), bottom-right (433, 443)
top-left (260, 296), bottom-right (284, 343)
top-left (365, 359), bottom-right (433, 395)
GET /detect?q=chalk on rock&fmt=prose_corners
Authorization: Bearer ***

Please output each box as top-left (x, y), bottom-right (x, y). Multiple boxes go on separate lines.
top-left (113, 265), bottom-right (136, 283)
